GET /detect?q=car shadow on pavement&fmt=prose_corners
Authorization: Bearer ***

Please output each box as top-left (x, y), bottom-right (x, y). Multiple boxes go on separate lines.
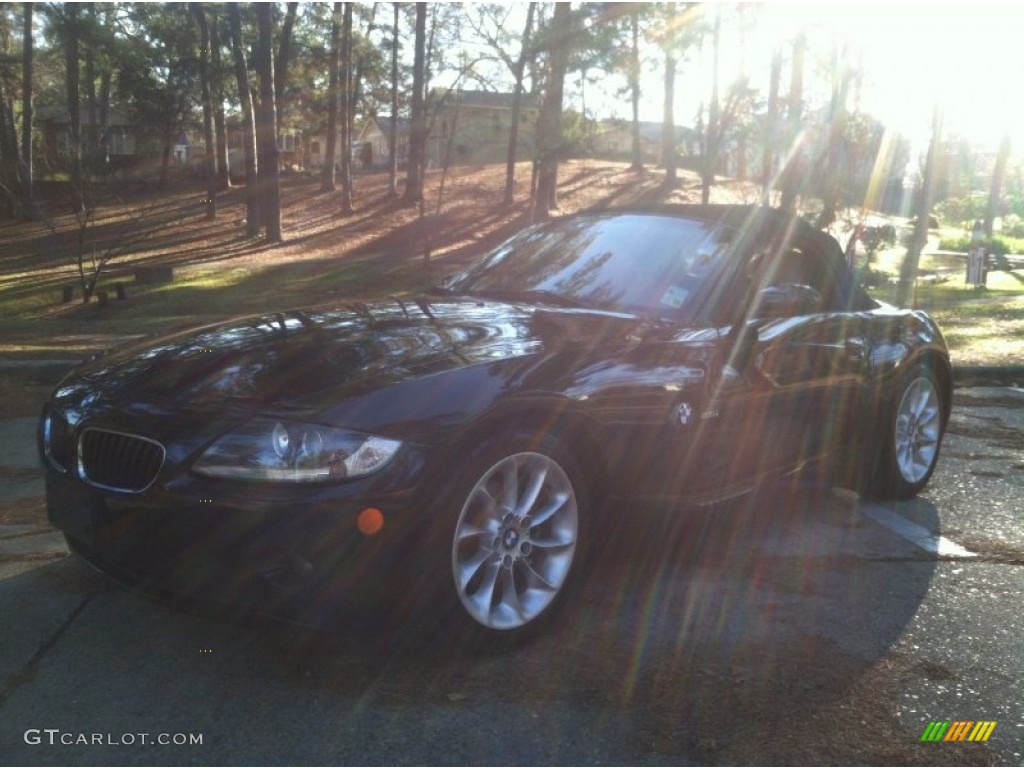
top-left (0, 485), bottom-right (954, 765)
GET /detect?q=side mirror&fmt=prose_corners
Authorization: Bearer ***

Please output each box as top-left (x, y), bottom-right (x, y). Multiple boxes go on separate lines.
top-left (753, 283), bottom-right (822, 318)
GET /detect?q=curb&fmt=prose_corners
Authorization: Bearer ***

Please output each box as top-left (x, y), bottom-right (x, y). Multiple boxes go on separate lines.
top-left (0, 360), bottom-right (80, 370)
top-left (951, 365), bottom-right (1024, 388)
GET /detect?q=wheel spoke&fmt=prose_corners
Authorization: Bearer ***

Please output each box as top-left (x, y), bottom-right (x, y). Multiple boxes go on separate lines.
top-left (531, 491), bottom-right (569, 527)
top-left (517, 462), bottom-right (548, 515)
top-left (456, 547), bottom-right (494, 590)
top-left (530, 530), bottom-right (574, 549)
top-left (472, 485), bottom-right (500, 515)
top-left (917, 454), bottom-right (932, 475)
top-left (456, 520), bottom-right (497, 543)
top-left (499, 459), bottom-right (519, 511)
top-left (498, 567), bottom-right (526, 623)
top-left (913, 386), bottom-right (932, 416)
top-left (520, 557), bottom-right (558, 591)
top-left (919, 410), bottom-right (940, 434)
top-left (468, 558), bottom-right (502, 615)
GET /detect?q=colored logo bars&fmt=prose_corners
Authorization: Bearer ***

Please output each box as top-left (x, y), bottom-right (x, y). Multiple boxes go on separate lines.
top-left (920, 721), bottom-right (997, 742)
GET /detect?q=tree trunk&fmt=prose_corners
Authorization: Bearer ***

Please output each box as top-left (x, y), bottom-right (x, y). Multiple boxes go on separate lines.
top-left (984, 132), bottom-right (1011, 237)
top-left (191, 3), bottom-right (216, 219)
top-left (350, 3), bottom-right (377, 128)
top-left (387, 2), bottom-right (399, 199)
top-left (339, 1), bottom-right (353, 213)
top-left (818, 42), bottom-right (852, 228)
top-left (99, 69), bottom-right (111, 132)
top-left (503, 2), bottom-right (535, 204)
top-left (660, 34), bottom-right (677, 184)
top-left (64, 2), bottom-right (83, 212)
top-left (20, 2), bottom-right (32, 217)
top-left (321, 2), bottom-right (341, 192)
top-left (898, 106), bottom-right (942, 307)
top-left (701, 7), bottom-right (721, 204)
top-left (779, 34), bottom-right (806, 213)
top-left (84, 3), bottom-right (98, 168)
top-left (228, 3), bottom-right (259, 235)
top-left (628, 6), bottom-right (642, 171)
top-left (0, 93), bottom-right (19, 219)
top-left (159, 119), bottom-right (172, 187)
top-left (0, 11), bottom-right (15, 218)
top-left (658, 3), bottom-right (679, 188)
top-left (535, 2), bottom-right (571, 215)
top-left (274, 2), bottom-right (299, 128)
top-left (761, 49), bottom-right (781, 204)
top-left (210, 8), bottom-right (230, 191)
top-left (255, 2), bottom-right (281, 242)
top-left (402, 3), bottom-right (427, 205)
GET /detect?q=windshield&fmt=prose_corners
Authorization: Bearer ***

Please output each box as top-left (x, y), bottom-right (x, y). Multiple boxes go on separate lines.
top-left (448, 214), bottom-right (737, 316)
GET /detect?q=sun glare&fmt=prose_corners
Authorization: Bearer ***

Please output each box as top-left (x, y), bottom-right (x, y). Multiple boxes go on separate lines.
top-left (762, 3), bottom-right (1024, 148)
top-left (628, 3), bottom-right (1023, 151)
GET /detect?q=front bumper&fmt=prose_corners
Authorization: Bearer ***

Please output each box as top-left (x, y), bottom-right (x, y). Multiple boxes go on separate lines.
top-left (43, 440), bottom-right (440, 625)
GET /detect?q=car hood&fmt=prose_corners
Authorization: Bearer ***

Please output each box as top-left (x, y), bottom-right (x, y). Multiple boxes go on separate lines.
top-left (70, 296), bottom-right (642, 415)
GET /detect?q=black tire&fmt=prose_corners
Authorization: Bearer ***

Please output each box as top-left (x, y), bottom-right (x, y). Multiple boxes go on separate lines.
top-left (865, 364), bottom-right (946, 500)
top-left (440, 430), bottom-right (588, 638)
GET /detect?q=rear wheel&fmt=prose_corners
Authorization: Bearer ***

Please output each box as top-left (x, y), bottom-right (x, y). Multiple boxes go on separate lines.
top-left (867, 364), bottom-right (945, 499)
top-left (449, 434), bottom-right (584, 634)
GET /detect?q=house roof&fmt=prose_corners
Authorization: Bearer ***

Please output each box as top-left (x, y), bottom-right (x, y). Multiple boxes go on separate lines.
top-left (35, 105), bottom-right (132, 126)
top-left (597, 119), bottom-right (699, 144)
top-left (432, 89), bottom-right (538, 111)
top-left (364, 116), bottom-right (411, 137)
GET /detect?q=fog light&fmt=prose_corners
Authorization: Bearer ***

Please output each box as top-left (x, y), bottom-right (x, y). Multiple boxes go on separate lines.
top-left (357, 507), bottom-right (385, 536)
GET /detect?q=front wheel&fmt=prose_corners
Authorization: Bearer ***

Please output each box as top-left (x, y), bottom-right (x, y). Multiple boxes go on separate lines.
top-left (866, 364), bottom-right (945, 499)
top-left (450, 435), bottom-right (583, 634)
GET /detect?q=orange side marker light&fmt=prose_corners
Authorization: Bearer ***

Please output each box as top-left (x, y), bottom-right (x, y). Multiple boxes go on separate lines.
top-left (357, 507), bottom-right (385, 536)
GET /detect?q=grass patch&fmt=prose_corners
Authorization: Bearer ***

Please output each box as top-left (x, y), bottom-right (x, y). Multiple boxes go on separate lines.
top-left (866, 263), bottom-right (1024, 367)
top-left (1, 168), bottom-right (1022, 370)
top-left (868, 271), bottom-right (1024, 307)
top-left (931, 296), bottom-right (1024, 367)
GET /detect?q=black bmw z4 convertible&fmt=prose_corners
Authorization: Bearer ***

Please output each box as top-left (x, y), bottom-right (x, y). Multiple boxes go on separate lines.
top-left (40, 205), bottom-right (951, 635)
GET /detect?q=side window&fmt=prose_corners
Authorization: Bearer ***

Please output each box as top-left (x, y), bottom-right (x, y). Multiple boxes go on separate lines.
top-left (754, 241), bottom-right (844, 312)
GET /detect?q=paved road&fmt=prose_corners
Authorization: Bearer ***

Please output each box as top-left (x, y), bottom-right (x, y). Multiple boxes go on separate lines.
top-left (0, 388), bottom-right (1020, 765)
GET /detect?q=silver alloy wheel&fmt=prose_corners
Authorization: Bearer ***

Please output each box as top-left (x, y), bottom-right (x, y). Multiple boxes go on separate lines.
top-left (893, 375), bottom-right (942, 484)
top-left (452, 451), bottom-right (579, 631)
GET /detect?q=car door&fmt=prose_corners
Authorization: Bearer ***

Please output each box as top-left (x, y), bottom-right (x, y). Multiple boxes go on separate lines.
top-left (738, 235), bottom-right (870, 478)
top-left (661, 227), bottom-right (871, 498)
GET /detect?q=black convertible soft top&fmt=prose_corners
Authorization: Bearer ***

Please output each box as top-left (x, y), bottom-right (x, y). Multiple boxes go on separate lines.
top-left (596, 204), bottom-right (877, 313)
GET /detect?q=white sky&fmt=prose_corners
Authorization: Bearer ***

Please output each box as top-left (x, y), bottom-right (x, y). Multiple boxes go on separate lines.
top-left (572, 1), bottom-right (1024, 151)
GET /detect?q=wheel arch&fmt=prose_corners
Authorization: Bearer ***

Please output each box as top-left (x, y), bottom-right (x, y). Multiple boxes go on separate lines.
top-left (859, 346), bottom-right (950, 500)
top-left (422, 397), bottom-right (610, 501)
top-left (913, 347), bottom-right (953, 427)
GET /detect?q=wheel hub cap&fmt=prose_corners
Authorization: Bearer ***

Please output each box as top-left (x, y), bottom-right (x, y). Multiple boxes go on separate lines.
top-left (894, 376), bottom-right (942, 484)
top-left (502, 527), bottom-right (520, 549)
top-left (452, 451), bottom-right (579, 631)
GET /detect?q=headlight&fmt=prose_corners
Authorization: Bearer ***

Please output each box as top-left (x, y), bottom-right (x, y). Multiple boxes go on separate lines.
top-left (193, 419), bottom-right (402, 482)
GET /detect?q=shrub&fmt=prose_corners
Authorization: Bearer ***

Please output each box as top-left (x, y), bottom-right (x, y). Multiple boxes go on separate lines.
top-left (938, 235), bottom-right (1012, 256)
top-left (935, 194), bottom-right (985, 227)
top-left (1002, 214), bottom-right (1024, 238)
top-left (861, 224), bottom-right (896, 255)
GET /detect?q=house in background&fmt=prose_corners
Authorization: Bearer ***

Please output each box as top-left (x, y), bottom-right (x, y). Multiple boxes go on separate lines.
top-left (592, 119), bottom-right (700, 163)
top-left (36, 105), bottom-right (137, 173)
top-left (354, 90), bottom-right (539, 170)
top-left (231, 87), bottom-right (539, 175)
top-left (355, 116), bottom-right (411, 168)
top-left (226, 122), bottom-right (304, 176)
top-left (429, 89), bottom-right (539, 165)
top-left (173, 131), bottom-right (189, 166)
